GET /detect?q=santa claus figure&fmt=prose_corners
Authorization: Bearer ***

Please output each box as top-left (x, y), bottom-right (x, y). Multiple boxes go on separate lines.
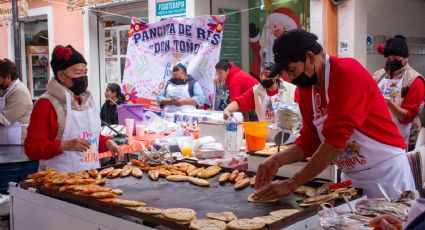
top-left (249, 7), bottom-right (301, 79)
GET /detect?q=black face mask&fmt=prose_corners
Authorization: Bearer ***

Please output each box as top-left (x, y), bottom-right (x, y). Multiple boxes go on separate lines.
top-left (170, 78), bottom-right (186, 85)
top-left (69, 76), bottom-right (88, 95)
top-left (385, 60), bottom-right (404, 73)
top-left (260, 78), bottom-right (275, 89)
top-left (291, 63), bottom-right (318, 88)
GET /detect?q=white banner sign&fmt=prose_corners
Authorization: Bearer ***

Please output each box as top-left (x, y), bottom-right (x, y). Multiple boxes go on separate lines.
top-left (123, 16), bottom-right (226, 110)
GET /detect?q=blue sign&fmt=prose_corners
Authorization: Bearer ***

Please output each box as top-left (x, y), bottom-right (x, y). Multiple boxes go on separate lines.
top-left (156, 0), bottom-right (186, 17)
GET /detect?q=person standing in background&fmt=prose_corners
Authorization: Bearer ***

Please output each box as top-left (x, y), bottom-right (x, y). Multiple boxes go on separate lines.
top-left (157, 63), bottom-right (207, 113)
top-left (214, 59), bottom-right (258, 121)
top-left (100, 83), bottom-right (124, 125)
top-left (223, 62), bottom-right (297, 123)
top-left (0, 59), bottom-right (33, 145)
top-left (25, 45), bottom-right (122, 172)
top-left (373, 35), bottom-right (425, 151)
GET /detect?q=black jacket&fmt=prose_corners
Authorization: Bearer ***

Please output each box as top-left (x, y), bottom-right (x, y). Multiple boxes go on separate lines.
top-left (100, 98), bottom-right (124, 125)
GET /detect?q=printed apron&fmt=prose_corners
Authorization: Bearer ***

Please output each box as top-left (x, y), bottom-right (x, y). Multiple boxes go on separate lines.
top-left (0, 80), bottom-right (23, 145)
top-left (39, 92), bottom-right (101, 172)
top-left (261, 92), bottom-right (282, 123)
top-left (378, 71), bottom-right (411, 145)
top-left (312, 55), bottom-right (415, 199)
top-left (163, 83), bottom-right (196, 113)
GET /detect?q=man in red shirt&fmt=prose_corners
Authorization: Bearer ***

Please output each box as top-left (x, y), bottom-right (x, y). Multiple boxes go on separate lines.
top-left (223, 62), bottom-right (297, 124)
top-left (214, 60), bottom-right (258, 120)
top-left (252, 29), bottom-right (415, 201)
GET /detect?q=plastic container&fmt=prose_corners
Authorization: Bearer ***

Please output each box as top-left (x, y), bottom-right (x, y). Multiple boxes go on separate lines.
top-left (243, 121), bottom-right (268, 152)
top-left (118, 104), bottom-right (145, 135)
top-left (225, 114), bottom-right (240, 154)
top-left (176, 137), bottom-right (194, 158)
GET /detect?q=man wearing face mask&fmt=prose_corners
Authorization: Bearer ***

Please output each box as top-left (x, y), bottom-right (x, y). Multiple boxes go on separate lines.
top-left (157, 63), bottom-right (207, 113)
top-left (223, 62), bottom-right (297, 123)
top-left (24, 45), bottom-right (123, 172)
top-left (0, 59), bottom-right (33, 145)
top-left (251, 29), bottom-right (415, 201)
top-left (373, 35), bottom-right (425, 151)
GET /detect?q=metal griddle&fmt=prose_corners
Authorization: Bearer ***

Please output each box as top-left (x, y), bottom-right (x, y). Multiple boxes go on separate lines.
top-left (20, 162), bottom-right (363, 230)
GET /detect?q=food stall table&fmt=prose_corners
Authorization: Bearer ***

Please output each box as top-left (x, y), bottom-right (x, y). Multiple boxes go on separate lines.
top-left (0, 145), bottom-right (39, 217)
top-left (247, 147), bottom-right (338, 182)
top-left (0, 145), bottom-right (39, 194)
top-left (9, 162), bottom-right (365, 230)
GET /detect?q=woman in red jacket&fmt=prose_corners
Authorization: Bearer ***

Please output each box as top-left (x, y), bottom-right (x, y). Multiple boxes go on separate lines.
top-left (25, 45), bottom-right (122, 172)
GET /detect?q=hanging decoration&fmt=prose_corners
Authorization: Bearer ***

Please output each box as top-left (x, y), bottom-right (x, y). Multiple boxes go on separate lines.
top-left (122, 83), bottom-right (138, 104)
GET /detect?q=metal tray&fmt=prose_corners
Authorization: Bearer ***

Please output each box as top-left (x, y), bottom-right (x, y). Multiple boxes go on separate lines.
top-left (20, 161), bottom-right (362, 230)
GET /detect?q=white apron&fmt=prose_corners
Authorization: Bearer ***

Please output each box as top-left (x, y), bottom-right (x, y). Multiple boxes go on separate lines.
top-left (39, 92), bottom-right (101, 172)
top-left (261, 92), bottom-right (282, 123)
top-left (312, 55), bottom-right (415, 199)
top-left (163, 83), bottom-right (196, 113)
top-left (0, 80), bottom-right (22, 145)
top-left (378, 71), bottom-right (411, 144)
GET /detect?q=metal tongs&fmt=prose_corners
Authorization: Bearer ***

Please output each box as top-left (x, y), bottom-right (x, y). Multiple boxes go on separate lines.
top-left (274, 131), bottom-right (290, 152)
top-left (393, 184), bottom-right (403, 196)
top-left (378, 183), bottom-right (391, 202)
top-left (341, 194), bottom-right (355, 214)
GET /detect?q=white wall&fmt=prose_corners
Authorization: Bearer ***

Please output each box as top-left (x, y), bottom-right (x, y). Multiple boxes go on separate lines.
top-left (84, 9), bottom-right (102, 107)
top-left (367, 0), bottom-right (425, 75)
top-left (309, 0), bottom-right (323, 44)
top-left (337, 0), bottom-right (368, 66)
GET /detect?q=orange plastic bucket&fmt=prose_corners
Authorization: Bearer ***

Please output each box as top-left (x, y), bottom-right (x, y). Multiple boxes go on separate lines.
top-left (243, 122), bottom-right (268, 152)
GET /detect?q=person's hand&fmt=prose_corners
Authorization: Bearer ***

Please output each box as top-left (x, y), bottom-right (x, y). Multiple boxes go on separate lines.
top-left (105, 139), bottom-right (123, 163)
top-left (251, 180), bottom-right (293, 201)
top-left (161, 98), bottom-right (175, 106)
top-left (174, 99), bottom-right (185, 106)
top-left (60, 138), bottom-right (91, 152)
top-left (255, 155), bottom-right (281, 190)
top-left (223, 109), bottom-right (230, 120)
top-left (384, 96), bottom-right (393, 105)
top-left (369, 214), bottom-right (402, 230)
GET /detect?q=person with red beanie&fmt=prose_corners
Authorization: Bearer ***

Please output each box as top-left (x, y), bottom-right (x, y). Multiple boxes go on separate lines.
top-left (373, 35), bottom-right (425, 151)
top-left (25, 45), bottom-right (123, 172)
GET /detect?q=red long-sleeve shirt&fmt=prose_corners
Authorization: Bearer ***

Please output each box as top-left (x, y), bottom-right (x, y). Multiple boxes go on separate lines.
top-left (235, 87), bottom-right (278, 112)
top-left (294, 56), bottom-right (406, 158)
top-left (225, 64), bottom-right (259, 102)
top-left (24, 98), bottom-right (110, 160)
top-left (399, 77), bottom-right (425, 124)
top-left (235, 82), bottom-right (300, 112)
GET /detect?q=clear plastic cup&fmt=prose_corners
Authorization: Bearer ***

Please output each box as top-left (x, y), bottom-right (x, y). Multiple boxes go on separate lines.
top-left (125, 118), bottom-right (135, 136)
top-left (135, 123), bottom-right (146, 137)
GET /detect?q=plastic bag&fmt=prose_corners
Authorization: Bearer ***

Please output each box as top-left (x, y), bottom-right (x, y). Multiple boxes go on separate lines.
top-left (274, 102), bottom-right (301, 131)
top-left (144, 111), bottom-right (178, 134)
top-left (318, 203), bottom-right (373, 230)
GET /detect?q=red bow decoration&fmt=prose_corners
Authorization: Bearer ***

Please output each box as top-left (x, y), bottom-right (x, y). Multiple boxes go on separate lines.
top-left (376, 44), bottom-right (385, 55)
top-left (53, 45), bottom-right (73, 61)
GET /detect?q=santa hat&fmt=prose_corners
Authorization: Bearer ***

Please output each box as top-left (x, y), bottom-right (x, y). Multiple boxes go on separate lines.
top-left (267, 7), bottom-right (301, 29)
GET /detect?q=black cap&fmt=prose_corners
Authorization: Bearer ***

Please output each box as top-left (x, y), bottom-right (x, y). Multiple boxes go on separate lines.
top-left (50, 45), bottom-right (87, 77)
top-left (384, 35), bottom-right (409, 58)
top-left (269, 29), bottom-right (319, 77)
